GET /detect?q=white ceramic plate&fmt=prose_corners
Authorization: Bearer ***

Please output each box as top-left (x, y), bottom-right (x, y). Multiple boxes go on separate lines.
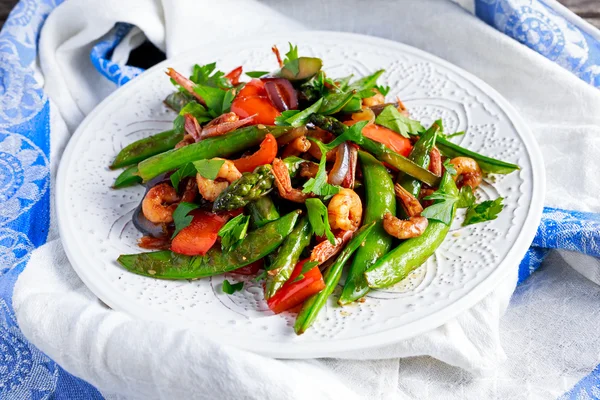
top-left (57, 32), bottom-right (544, 358)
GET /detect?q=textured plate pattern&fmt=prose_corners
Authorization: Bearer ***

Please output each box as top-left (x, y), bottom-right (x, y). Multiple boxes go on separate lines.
top-left (56, 32), bottom-right (544, 358)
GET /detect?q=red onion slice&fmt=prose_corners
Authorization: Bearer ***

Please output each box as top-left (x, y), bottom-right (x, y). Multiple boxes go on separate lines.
top-left (262, 78), bottom-right (298, 111)
top-left (329, 142), bottom-right (355, 187)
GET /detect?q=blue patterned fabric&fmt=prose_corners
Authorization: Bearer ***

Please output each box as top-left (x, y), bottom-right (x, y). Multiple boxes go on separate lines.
top-left (0, 0), bottom-right (599, 399)
top-left (476, 0), bottom-right (600, 88)
top-left (90, 23), bottom-right (144, 86)
top-left (0, 0), bottom-right (104, 398)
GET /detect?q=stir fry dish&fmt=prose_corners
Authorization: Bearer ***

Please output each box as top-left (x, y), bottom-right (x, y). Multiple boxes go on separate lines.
top-left (112, 44), bottom-right (519, 334)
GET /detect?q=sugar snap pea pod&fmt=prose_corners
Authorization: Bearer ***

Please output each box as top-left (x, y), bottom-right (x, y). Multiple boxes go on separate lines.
top-left (113, 165), bottom-right (142, 189)
top-left (398, 122), bottom-right (439, 199)
top-left (212, 165), bottom-right (274, 212)
top-left (118, 210), bottom-right (300, 280)
top-left (110, 129), bottom-right (183, 169)
top-left (435, 137), bottom-right (519, 174)
top-left (294, 222), bottom-right (376, 335)
top-left (339, 152), bottom-right (395, 305)
top-left (309, 114), bottom-right (440, 187)
top-left (138, 125), bottom-right (292, 181)
top-left (364, 172), bottom-right (458, 288)
top-left (282, 156), bottom-right (306, 177)
top-left (275, 57), bottom-right (322, 83)
top-left (164, 91), bottom-right (194, 112)
top-left (247, 196), bottom-right (280, 228)
top-left (265, 217), bottom-right (313, 299)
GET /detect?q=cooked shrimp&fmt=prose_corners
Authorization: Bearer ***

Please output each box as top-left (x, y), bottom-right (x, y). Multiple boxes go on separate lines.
top-left (362, 88), bottom-right (385, 107)
top-left (277, 126), bottom-right (308, 145)
top-left (166, 68), bottom-right (205, 105)
top-left (184, 113), bottom-right (201, 141)
top-left (281, 136), bottom-right (311, 158)
top-left (350, 108), bottom-right (375, 125)
top-left (174, 134), bottom-right (194, 149)
top-left (200, 113), bottom-right (255, 140)
top-left (272, 158), bottom-right (310, 203)
top-left (196, 159), bottom-right (242, 201)
top-left (307, 128), bottom-right (336, 161)
top-left (328, 188), bottom-right (362, 231)
top-left (419, 187), bottom-right (435, 208)
top-left (180, 177), bottom-right (198, 203)
top-left (396, 97), bottom-right (410, 117)
top-left (142, 183), bottom-right (180, 224)
top-left (310, 230), bottom-right (354, 264)
top-left (272, 45), bottom-right (284, 67)
top-left (383, 212), bottom-right (428, 239)
top-left (394, 183), bottom-right (423, 217)
top-left (429, 147), bottom-right (442, 176)
top-left (449, 157), bottom-right (482, 189)
top-left (206, 112), bottom-right (239, 127)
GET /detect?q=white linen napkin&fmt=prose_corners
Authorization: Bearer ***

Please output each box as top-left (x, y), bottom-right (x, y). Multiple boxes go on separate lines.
top-left (13, 0), bottom-right (600, 398)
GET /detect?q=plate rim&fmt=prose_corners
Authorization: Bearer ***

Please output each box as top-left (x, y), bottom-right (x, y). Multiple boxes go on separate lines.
top-left (56, 30), bottom-right (545, 359)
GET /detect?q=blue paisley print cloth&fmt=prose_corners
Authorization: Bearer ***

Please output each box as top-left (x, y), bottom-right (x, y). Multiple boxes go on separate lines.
top-left (476, 0), bottom-right (600, 87)
top-left (0, 0), bottom-right (598, 399)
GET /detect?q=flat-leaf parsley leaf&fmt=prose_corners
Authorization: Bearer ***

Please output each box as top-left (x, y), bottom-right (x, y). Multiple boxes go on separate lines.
top-left (464, 198), bottom-right (504, 226)
top-left (170, 162), bottom-right (197, 190)
top-left (193, 159), bottom-right (226, 180)
top-left (375, 105), bottom-right (424, 138)
top-left (218, 214), bottom-right (250, 252)
top-left (171, 202), bottom-right (199, 238)
top-left (222, 279), bottom-right (244, 294)
top-left (305, 198), bottom-right (336, 245)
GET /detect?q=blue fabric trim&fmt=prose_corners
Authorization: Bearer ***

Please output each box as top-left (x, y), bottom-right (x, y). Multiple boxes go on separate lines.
top-left (0, 0), bottom-right (599, 398)
top-left (0, 0), bottom-right (104, 398)
top-left (558, 364), bottom-right (600, 399)
top-left (475, 0), bottom-right (600, 88)
top-left (90, 22), bottom-right (144, 86)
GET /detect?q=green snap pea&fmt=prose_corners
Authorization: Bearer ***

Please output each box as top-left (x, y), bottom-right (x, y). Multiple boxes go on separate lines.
top-left (398, 122), bottom-right (439, 199)
top-left (309, 114), bottom-right (440, 187)
top-left (113, 165), bottom-right (142, 189)
top-left (118, 210), bottom-right (300, 280)
top-left (294, 222), bottom-right (376, 335)
top-left (364, 172), bottom-right (458, 288)
top-left (110, 129), bottom-right (183, 169)
top-left (339, 152), bottom-right (395, 305)
top-left (247, 196), bottom-right (280, 228)
top-left (264, 217), bottom-right (313, 299)
top-left (164, 92), bottom-right (195, 112)
top-left (435, 136), bottom-right (519, 174)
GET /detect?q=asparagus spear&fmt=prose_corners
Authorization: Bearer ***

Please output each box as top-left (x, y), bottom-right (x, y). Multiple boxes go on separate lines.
top-left (212, 165), bottom-right (274, 212)
top-left (110, 129), bottom-right (183, 169)
top-left (137, 125), bottom-right (292, 181)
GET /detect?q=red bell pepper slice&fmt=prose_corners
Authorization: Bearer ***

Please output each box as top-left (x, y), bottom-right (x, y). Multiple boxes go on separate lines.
top-left (267, 259), bottom-right (326, 314)
top-left (171, 210), bottom-right (227, 256)
top-left (225, 66), bottom-right (243, 86)
top-left (345, 121), bottom-right (413, 157)
top-left (231, 79), bottom-right (280, 125)
top-left (233, 133), bottom-right (278, 173)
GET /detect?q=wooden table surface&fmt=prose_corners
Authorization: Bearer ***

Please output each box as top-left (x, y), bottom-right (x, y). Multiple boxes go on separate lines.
top-left (0, 0), bottom-right (597, 34)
